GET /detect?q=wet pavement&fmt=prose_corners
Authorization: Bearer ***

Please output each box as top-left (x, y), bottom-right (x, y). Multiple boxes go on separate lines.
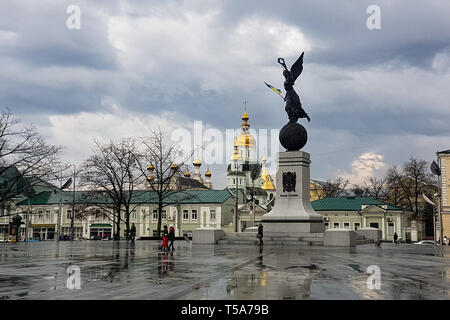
top-left (0, 240), bottom-right (449, 300)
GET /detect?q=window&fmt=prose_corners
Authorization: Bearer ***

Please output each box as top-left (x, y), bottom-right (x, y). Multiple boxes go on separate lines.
top-left (152, 210), bottom-right (158, 220)
top-left (192, 210), bottom-right (197, 221)
top-left (210, 209), bottom-right (216, 221)
top-left (45, 210), bottom-right (51, 219)
top-left (161, 210), bottom-right (166, 220)
top-left (132, 210), bottom-right (137, 219)
top-left (66, 210), bottom-right (72, 219)
top-left (183, 210), bottom-right (189, 221)
top-left (324, 222), bottom-right (329, 230)
top-left (354, 222), bottom-right (361, 231)
top-left (333, 222), bottom-right (340, 228)
top-left (38, 210), bottom-right (43, 219)
top-left (370, 222), bottom-right (379, 229)
top-left (388, 222), bottom-right (394, 236)
top-left (343, 222), bottom-right (350, 229)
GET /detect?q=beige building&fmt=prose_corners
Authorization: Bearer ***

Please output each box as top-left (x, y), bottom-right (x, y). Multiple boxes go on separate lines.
top-left (312, 196), bottom-right (424, 241)
top-left (438, 150), bottom-right (450, 241)
top-left (15, 189), bottom-right (236, 240)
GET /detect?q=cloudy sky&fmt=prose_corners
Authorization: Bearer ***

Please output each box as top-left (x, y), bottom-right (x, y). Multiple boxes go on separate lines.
top-left (2, 0), bottom-right (450, 188)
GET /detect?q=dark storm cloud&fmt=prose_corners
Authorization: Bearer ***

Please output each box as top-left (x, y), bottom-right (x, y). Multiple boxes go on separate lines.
top-left (0, 0), bottom-right (449, 187)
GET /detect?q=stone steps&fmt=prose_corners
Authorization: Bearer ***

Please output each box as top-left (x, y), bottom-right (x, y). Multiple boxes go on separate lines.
top-left (219, 231), bottom-right (373, 246)
top-left (217, 239), bottom-right (315, 246)
top-left (219, 232), bottom-right (324, 246)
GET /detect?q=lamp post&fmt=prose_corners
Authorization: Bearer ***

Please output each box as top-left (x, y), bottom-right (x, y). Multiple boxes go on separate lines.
top-left (231, 145), bottom-right (243, 232)
top-left (56, 174), bottom-right (73, 242)
top-left (431, 156), bottom-right (443, 244)
top-left (147, 162), bottom-right (154, 236)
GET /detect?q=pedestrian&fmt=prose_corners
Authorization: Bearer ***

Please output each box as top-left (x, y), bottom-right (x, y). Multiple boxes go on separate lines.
top-left (375, 239), bottom-right (382, 247)
top-left (257, 223), bottom-right (263, 246)
top-left (130, 223), bottom-right (136, 242)
top-left (393, 232), bottom-right (398, 244)
top-left (168, 226), bottom-right (175, 251)
top-left (443, 235), bottom-right (448, 246)
top-left (162, 234), bottom-right (169, 252)
top-left (160, 225), bottom-right (169, 251)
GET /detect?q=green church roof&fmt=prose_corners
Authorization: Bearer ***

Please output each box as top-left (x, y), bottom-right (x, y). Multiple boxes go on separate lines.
top-left (311, 196), bottom-right (404, 211)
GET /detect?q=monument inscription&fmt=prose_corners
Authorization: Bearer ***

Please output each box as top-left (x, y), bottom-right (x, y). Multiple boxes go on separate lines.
top-left (282, 172), bottom-right (296, 192)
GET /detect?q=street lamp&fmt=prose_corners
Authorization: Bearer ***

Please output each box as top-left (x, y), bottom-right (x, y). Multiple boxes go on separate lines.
top-left (231, 146), bottom-right (243, 232)
top-left (56, 175), bottom-right (73, 242)
top-left (431, 158), bottom-right (443, 244)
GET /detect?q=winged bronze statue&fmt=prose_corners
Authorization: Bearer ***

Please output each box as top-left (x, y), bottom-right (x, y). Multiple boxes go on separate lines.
top-left (278, 52), bottom-right (310, 124)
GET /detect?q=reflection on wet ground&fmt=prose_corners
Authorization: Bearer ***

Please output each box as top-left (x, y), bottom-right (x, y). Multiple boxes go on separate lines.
top-left (0, 241), bottom-right (449, 299)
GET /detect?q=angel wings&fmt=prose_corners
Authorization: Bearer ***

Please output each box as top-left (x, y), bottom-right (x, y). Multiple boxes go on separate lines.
top-left (278, 52), bottom-right (304, 83)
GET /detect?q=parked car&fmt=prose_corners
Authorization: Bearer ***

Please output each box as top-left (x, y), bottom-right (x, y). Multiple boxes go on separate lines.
top-left (414, 240), bottom-right (436, 245)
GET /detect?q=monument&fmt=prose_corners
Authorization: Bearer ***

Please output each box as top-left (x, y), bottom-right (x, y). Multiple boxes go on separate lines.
top-left (261, 52), bottom-right (324, 235)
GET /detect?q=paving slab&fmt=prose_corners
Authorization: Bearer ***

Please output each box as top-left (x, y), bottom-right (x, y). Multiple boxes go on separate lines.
top-left (0, 240), bottom-right (449, 300)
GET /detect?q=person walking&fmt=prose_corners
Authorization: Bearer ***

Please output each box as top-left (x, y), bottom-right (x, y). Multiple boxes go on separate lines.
top-left (168, 226), bottom-right (175, 251)
top-left (130, 223), bottom-right (136, 242)
top-left (160, 225), bottom-right (169, 251)
top-left (393, 232), bottom-right (398, 244)
top-left (443, 235), bottom-right (448, 246)
top-left (257, 223), bottom-right (264, 246)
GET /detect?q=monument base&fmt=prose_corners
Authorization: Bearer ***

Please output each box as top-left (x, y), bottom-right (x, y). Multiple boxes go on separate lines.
top-left (261, 151), bottom-right (324, 236)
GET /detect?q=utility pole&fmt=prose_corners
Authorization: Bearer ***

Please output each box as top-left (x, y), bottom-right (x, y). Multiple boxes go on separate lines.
top-left (235, 163), bottom-right (239, 233)
top-left (71, 164), bottom-right (76, 240)
top-left (57, 173), bottom-right (62, 242)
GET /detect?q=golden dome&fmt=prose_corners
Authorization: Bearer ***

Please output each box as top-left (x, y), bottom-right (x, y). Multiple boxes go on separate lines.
top-left (230, 145), bottom-right (243, 161)
top-left (146, 174), bottom-right (153, 182)
top-left (242, 111), bottom-right (249, 121)
top-left (236, 132), bottom-right (255, 147)
top-left (261, 155), bottom-right (274, 190)
top-left (170, 163), bottom-right (178, 170)
top-left (184, 169), bottom-right (191, 177)
top-left (147, 163), bottom-right (155, 171)
top-left (261, 170), bottom-right (275, 190)
top-left (193, 156), bottom-right (202, 166)
top-left (205, 169), bottom-right (211, 177)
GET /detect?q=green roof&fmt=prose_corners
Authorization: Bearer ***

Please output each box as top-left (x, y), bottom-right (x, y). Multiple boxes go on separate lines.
top-left (438, 149), bottom-right (450, 154)
top-left (311, 197), bottom-right (404, 211)
top-left (16, 189), bottom-right (232, 206)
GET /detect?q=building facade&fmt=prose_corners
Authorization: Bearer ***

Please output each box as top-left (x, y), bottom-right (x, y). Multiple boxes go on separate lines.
top-left (14, 189), bottom-right (236, 240)
top-left (311, 196), bottom-right (424, 241)
top-left (438, 149), bottom-right (450, 241)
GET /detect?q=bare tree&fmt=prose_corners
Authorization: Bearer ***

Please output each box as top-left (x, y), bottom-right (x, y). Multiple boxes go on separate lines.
top-left (80, 138), bottom-right (146, 240)
top-left (385, 157), bottom-right (435, 218)
top-left (137, 128), bottom-right (194, 238)
top-left (320, 177), bottom-right (349, 198)
top-left (0, 109), bottom-right (62, 208)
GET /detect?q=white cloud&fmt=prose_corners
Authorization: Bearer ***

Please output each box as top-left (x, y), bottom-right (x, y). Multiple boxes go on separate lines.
top-left (339, 152), bottom-right (386, 184)
top-left (37, 104), bottom-right (189, 165)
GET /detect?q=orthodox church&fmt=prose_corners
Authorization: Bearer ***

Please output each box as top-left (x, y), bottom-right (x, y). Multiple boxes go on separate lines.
top-left (226, 111), bottom-right (276, 229)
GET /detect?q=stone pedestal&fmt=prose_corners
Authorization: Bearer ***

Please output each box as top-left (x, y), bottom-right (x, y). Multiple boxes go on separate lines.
top-left (261, 151), bottom-right (324, 235)
top-left (323, 229), bottom-right (356, 247)
top-left (192, 228), bottom-right (224, 244)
